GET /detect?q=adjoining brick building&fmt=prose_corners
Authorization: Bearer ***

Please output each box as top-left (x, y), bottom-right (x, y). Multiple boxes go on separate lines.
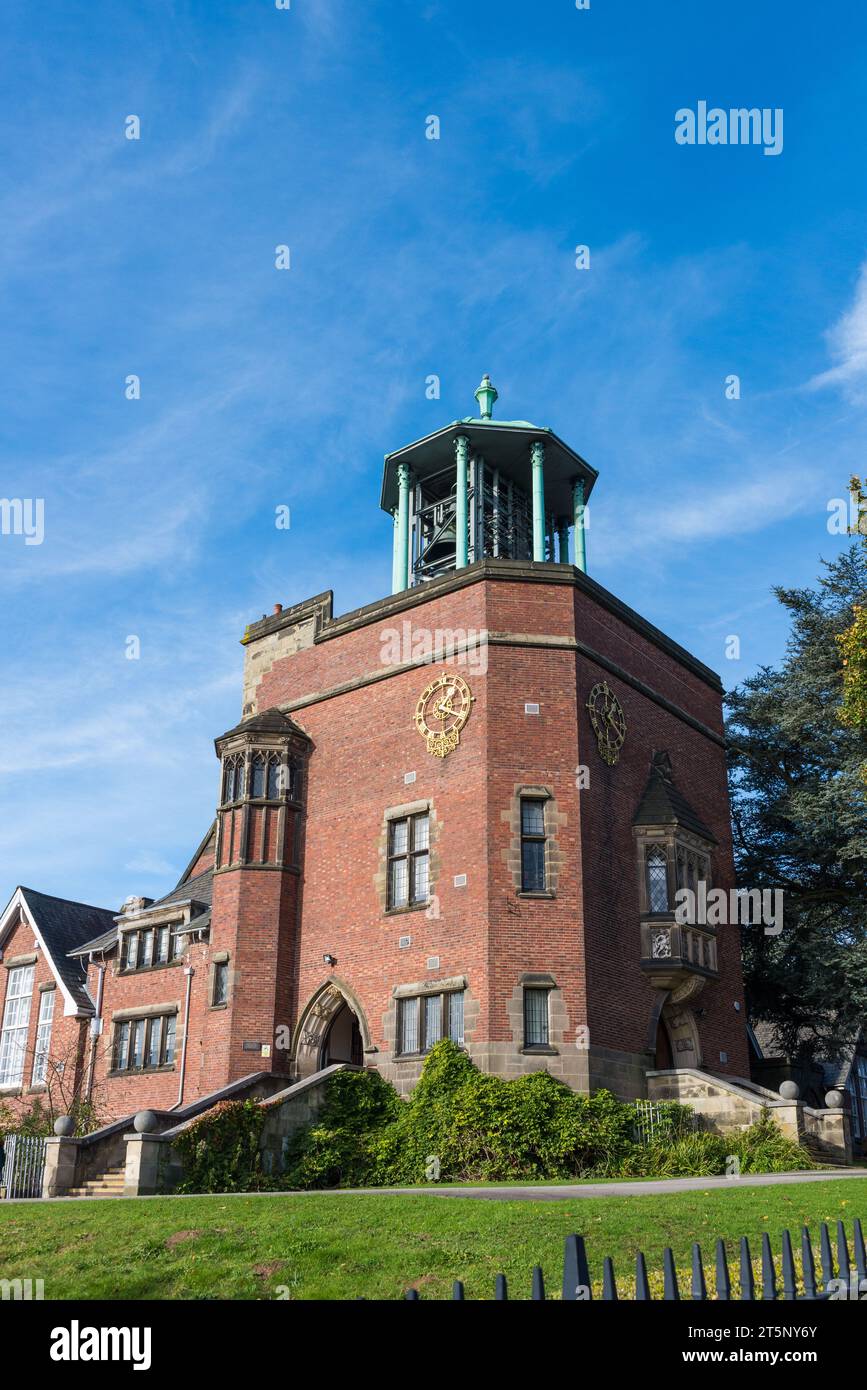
top-left (0, 378), bottom-right (751, 1124)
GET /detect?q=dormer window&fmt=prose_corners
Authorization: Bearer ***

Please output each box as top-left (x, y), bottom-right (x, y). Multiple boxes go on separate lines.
top-left (646, 847), bottom-right (669, 913)
top-left (121, 924), bottom-right (183, 972)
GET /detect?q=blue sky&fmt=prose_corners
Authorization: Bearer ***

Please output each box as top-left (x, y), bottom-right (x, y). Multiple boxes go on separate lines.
top-left (2, 0), bottom-right (866, 910)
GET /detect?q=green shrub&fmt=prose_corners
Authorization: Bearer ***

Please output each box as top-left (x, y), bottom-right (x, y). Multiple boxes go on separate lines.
top-left (727, 1108), bottom-right (814, 1173)
top-left (285, 1042), bottom-right (640, 1187)
top-left (279, 1043), bottom-right (816, 1189)
top-left (282, 1068), bottom-right (402, 1189)
top-left (174, 1099), bottom-right (267, 1193)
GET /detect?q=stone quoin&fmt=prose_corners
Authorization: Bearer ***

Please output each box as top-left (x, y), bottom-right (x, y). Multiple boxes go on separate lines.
top-left (0, 378), bottom-right (750, 1120)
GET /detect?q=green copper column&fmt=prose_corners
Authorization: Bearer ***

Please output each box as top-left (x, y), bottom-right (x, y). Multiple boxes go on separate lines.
top-left (557, 517), bottom-right (570, 564)
top-left (573, 478), bottom-right (587, 573)
top-left (531, 441), bottom-right (546, 562)
top-left (455, 434), bottom-right (469, 569)
top-left (395, 462), bottom-right (411, 591)
top-left (391, 509), bottom-right (402, 594)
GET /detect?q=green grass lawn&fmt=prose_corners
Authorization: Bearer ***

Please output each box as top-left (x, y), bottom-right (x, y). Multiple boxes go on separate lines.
top-left (0, 1179), bottom-right (864, 1300)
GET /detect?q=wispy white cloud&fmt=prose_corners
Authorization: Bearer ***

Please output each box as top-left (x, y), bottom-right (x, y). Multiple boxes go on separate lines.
top-left (806, 258), bottom-right (867, 399)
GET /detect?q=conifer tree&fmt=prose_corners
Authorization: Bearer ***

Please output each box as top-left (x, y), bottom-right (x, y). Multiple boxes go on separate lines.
top-left (727, 541), bottom-right (867, 1060)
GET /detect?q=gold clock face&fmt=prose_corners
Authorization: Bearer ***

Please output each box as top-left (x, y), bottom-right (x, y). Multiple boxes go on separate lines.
top-left (414, 673), bottom-right (474, 758)
top-left (586, 680), bottom-right (626, 766)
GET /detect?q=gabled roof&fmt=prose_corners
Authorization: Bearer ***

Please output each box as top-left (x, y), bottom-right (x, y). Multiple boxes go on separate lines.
top-left (215, 707), bottom-right (310, 743)
top-left (632, 763), bottom-right (716, 843)
top-left (0, 887), bottom-right (117, 1014)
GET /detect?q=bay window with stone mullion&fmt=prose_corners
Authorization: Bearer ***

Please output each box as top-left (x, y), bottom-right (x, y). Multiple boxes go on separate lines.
top-left (121, 923), bottom-right (181, 972)
top-left (113, 1013), bottom-right (177, 1073)
top-left (221, 751), bottom-right (245, 806)
top-left (397, 990), bottom-right (464, 1056)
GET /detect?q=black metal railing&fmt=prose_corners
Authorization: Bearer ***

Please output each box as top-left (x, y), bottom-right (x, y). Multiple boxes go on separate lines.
top-left (400, 1219), bottom-right (866, 1300)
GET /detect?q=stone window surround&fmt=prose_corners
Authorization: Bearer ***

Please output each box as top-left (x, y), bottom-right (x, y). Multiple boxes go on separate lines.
top-left (383, 976), bottom-right (478, 1062)
top-left (376, 799), bottom-right (439, 918)
top-left (503, 785), bottom-right (565, 899)
top-left (209, 950), bottom-right (232, 1010)
top-left (394, 978), bottom-right (466, 1061)
top-left (116, 909), bottom-right (188, 977)
top-left (505, 973), bottom-right (567, 1056)
top-left (107, 1004), bottom-right (179, 1079)
top-left (2, 952), bottom-right (38, 970)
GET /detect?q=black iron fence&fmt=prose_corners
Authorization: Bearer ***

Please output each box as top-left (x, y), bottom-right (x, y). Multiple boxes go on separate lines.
top-left (402, 1218), bottom-right (866, 1300)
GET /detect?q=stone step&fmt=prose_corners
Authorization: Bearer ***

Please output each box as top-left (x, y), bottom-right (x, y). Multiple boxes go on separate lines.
top-left (65, 1165), bottom-right (128, 1198)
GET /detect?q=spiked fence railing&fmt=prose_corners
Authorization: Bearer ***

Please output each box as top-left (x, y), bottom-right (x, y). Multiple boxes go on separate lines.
top-left (400, 1218), bottom-right (866, 1300)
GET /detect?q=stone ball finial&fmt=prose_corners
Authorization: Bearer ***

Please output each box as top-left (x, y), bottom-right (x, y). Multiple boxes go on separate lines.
top-left (825, 1089), bottom-right (844, 1110)
top-left (53, 1115), bottom-right (75, 1137)
top-left (133, 1110), bottom-right (159, 1134)
top-left (779, 1080), bottom-right (800, 1101)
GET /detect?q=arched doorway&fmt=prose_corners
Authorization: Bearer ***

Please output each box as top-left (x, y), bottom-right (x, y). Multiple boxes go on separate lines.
top-left (320, 1001), bottom-right (363, 1067)
top-left (292, 979), bottom-right (373, 1078)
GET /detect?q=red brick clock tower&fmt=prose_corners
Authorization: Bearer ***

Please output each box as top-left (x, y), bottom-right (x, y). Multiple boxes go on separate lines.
top-left (233, 377), bottom-right (749, 1097)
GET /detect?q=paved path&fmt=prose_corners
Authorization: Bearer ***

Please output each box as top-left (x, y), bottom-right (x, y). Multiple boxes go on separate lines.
top-left (13, 1167), bottom-right (867, 1203)
top-left (374, 1169), bottom-right (867, 1201)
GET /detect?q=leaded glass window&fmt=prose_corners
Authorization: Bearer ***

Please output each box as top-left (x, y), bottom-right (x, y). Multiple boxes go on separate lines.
top-left (647, 848), bottom-right (669, 913)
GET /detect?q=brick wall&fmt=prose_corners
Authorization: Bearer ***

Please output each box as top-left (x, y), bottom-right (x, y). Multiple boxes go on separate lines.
top-left (0, 913), bottom-right (88, 1120)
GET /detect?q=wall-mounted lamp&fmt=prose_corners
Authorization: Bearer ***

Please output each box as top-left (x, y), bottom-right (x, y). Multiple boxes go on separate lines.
top-left (323, 953), bottom-right (337, 967)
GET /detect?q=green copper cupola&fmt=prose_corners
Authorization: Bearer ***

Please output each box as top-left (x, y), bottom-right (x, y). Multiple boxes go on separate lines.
top-left (380, 378), bottom-right (596, 592)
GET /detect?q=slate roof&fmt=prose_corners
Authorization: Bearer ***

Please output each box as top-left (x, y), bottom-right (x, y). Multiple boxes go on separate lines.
top-left (149, 868), bottom-right (213, 912)
top-left (632, 765), bottom-right (716, 843)
top-left (68, 868), bottom-right (214, 958)
top-left (215, 707), bottom-right (310, 743)
top-left (16, 888), bottom-right (116, 1012)
top-left (751, 1018), bottom-right (862, 1089)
